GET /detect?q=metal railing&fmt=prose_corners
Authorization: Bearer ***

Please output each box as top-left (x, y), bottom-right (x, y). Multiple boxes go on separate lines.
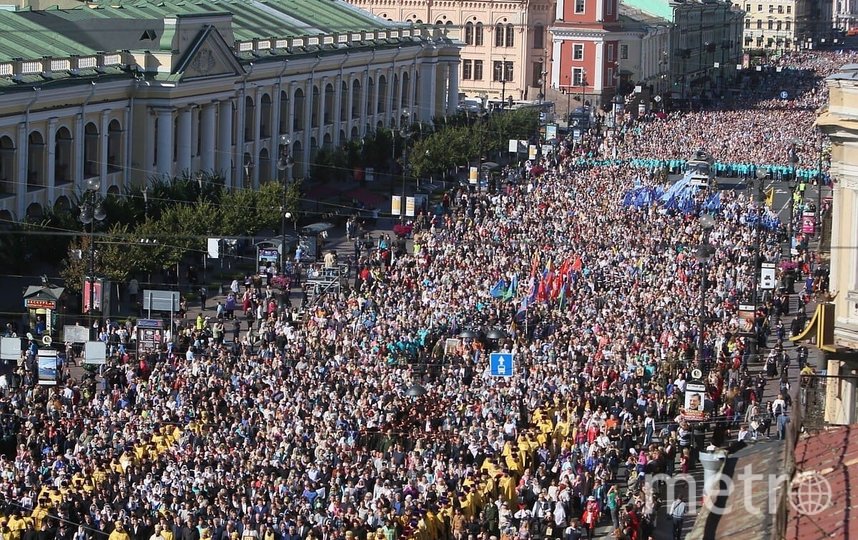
top-left (799, 373), bottom-right (858, 431)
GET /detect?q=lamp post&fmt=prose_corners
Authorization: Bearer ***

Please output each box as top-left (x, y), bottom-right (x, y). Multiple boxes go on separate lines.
top-left (79, 177), bottom-right (106, 338)
top-left (696, 214), bottom-right (716, 367)
top-left (399, 109), bottom-right (410, 223)
top-left (277, 135), bottom-right (295, 275)
top-left (748, 169), bottom-right (766, 364)
top-left (580, 70), bottom-right (588, 107)
top-left (785, 143), bottom-right (802, 261)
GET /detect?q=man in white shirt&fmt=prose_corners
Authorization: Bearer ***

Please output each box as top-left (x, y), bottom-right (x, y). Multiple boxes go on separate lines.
top-left (670, 495), bottom-right (687, 540)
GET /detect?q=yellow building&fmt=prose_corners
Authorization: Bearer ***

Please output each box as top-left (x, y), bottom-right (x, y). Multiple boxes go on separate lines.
top-left (806, 64), bottom-right (858, 425)
top-left (733, 0), bottom-right (833, 51)
top-left (345, 0), bottom-right (555, 103)
top-left (0, 0), bottom-right (461, 221)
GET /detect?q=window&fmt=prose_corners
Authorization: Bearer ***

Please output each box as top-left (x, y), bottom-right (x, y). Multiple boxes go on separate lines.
top-left (573, 43), bottom-right (584, 60)
top-left (757, 4), bottom-right (762, 11)
top-left (745, 36), bottom-right (753, 46)
top-left (495, 24), bottom-right (504, 47)
top-left (505, 24), bottom-right (514, 47)
top-left (533, 24), bottom-right (544, 49)
top-left (786, 20), bottom-right (791, 30)
top-left (620, 44), bottom-right (628, 60)
top-left (757, 20), bottom-right (762, 29)
top-left (572, 67), bottom-right (586, 86)
top-left (745, 18), bottom-right (751, 29)
top-left (493, 61), bottom-right (503, 81)
top-left (776, 20), bottom-right (782, 31)
top-left (778, 5), bottom-right (783, 13)
top-left (493, 61), bottom-right (514, 82)
top-left (756, 36), bottom-right (763, 47)
top-left (745, 3), bottom-right (750, 11)
top-left (465, 22), bottom-right (474, 45)
top-left (474, 60), bottom-right (483, 80)
top-left (768, 4), bottom-right (773, 13)
top-left (463, 59), bottom-right (473, 80)
top-left (575, 0), bottom-right (585, 13)
top-left (607, 43), bottom-right (614, 61)
top-left (606, 0), bottom-right (612, 15)
top-left (475, 23), bottom-right (484, 46)
top-left (768, 19), bottom-right (773, 30)
top-left (786, 5), bottom-right (791, 13)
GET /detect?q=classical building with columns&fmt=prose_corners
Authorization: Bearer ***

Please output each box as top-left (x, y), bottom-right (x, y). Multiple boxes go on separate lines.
top-left (0, 0), bottom-right (461, 221)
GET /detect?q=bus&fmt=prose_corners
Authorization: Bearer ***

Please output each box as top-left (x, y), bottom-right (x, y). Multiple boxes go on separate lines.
top-left (685, 149), bottom-right (715, 188)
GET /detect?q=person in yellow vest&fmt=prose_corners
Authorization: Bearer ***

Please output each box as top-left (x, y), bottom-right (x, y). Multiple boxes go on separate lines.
top-left (109, 521), bottom-right (131, 540)
top-left (6, 512), bottom-right (26, 540)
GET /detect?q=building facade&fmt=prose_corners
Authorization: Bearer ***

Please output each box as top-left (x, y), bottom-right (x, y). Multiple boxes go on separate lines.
top-left (811, 65), bottom-right (858, 425)
top-left (734, 0), bottom-right (834, 51)
top-left (346, 0), bottom-right (555, 103)
top-left (548, 0), bottom-right (741, 108)
top-left (0, 0), bottom-right (461, 222)
top-left (834, 0), bottom-right (858, 30)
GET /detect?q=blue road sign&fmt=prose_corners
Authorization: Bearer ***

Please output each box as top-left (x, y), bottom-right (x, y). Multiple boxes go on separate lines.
top-left (490, 352), bottom-right (514, 377)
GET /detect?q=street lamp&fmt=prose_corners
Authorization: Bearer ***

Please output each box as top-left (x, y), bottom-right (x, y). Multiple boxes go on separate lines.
top-left (611, 93), bottom-right (624, 132)
top-left (748, 168), bottom-right (767, 364)
top-left (277, 135), bottom-right (294, 275)
top-left (399, 109), bottom-right (411, 223)
top-left (787, 145), bottom-right (799, 261)
top-left (79, 177), bottom-right (105, 337)
top-left (696, 214), bottom-right (716, 366)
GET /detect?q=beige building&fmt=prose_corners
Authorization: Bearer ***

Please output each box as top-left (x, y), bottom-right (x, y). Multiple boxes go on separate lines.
top-left (800, 65), bottom-right (858, 425)
top-left (0, 0), bottom-right (461, 221)
top-left (346, 0), bottom-right (555, 103)
top-left (734, 0), bottom-right (833, 51)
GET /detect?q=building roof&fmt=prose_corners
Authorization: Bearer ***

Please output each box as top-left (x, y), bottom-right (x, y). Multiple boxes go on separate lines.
top-left (784, 424), bottom-right (858, 540)
top-left (0, 0), bottom-right (400, 62)
top-left (621, 0), bottom-right (676, 21)
top-left (618, 3), bottom-right (671, 29)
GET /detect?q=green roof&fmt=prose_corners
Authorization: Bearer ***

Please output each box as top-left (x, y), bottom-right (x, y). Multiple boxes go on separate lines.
top-left (621, 0), bottom-right (676, 22)
top-left (0, 0), bottom-right (401, 62)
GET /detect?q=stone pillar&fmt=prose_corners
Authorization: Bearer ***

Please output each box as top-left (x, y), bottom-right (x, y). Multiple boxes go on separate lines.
top-left (176, 107), bottom-right (192, 175)
top-left (217, 100), bottom-right (233, 186)
top-left (155, 108), bottom-right (173, 178)
top-left (16, 123), bottom-right (26, 216)
top-left (200, 102), bottom-right (217, 172)
top-left (99, 110), bottom-right (110, 184)
top-left (304, 79), bottom-right (314, 168)
top-left (74, 113), bottom-right (84, 184)
top-left (46, 118), bottom-right (57, 199)
top-left (408, 66), bottom-right (417, 118)
top-left (446, 61), bottom-right (460, 115)
top-left (252, 88), bottom-right (262, 185)
top-left (396, 68), bottom-right (405, 123)
top-left (345, 77), bottom-right (354, 137)
top-left (420, 62), bottom-right (437, 122)
top-left (372, 69), bottom-right (381, 122)
top-left (122, 107), bottom-right (131, 185)
top-left (360, 71), bottom-right (369, 135)
top-left (333, 75), bottom-right (343, 146)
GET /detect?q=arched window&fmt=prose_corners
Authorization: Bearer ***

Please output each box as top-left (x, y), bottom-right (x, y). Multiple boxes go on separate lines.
top-left (465, 22), bottom-right (474, 45)
top-left (475, 23), bottom-right (484, 46)
top-left (27, 131), bottom-right (46, 188)
top-left (244, 96), bottom-right (255, 142)
top-left (505, 24), bottom-right (514, 47)
top-left (83, 123), bottom-right (98, 178)
top-left (259, 94), bottom-right (272, 139)
top-left (55, 127), bottom-right (73, 184)
top-left (495, 24), bottom-right (504, 47)
top-left (107, 120), bottom-right (122, 172)
top-left (533, 24), bottom-right (544, 49)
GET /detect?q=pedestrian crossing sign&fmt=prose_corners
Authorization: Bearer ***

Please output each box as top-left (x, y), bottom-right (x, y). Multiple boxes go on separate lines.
top-left (490, 353), bottom-right (514, 377)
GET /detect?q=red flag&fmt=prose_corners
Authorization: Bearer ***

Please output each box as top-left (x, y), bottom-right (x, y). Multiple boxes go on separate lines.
top-left (572, 255), bottom-right (583, 273)
top-left (530, 253), bottom-right (540, 278)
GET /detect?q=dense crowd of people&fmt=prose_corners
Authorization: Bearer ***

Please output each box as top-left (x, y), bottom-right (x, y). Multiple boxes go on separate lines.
top-left (0, 50), bottom-right (842, 540)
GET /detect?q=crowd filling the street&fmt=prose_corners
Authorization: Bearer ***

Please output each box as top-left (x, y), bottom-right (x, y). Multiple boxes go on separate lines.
top-left (0, 49), bottom-right (854, 540)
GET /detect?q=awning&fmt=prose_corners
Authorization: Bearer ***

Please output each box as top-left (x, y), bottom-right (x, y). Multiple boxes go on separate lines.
top-left (791, 302), bottom-right (837, 353)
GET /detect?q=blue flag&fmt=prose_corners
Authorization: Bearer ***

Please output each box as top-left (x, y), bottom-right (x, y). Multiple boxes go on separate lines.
top-left (490, 278), bottom-right (507, 298)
